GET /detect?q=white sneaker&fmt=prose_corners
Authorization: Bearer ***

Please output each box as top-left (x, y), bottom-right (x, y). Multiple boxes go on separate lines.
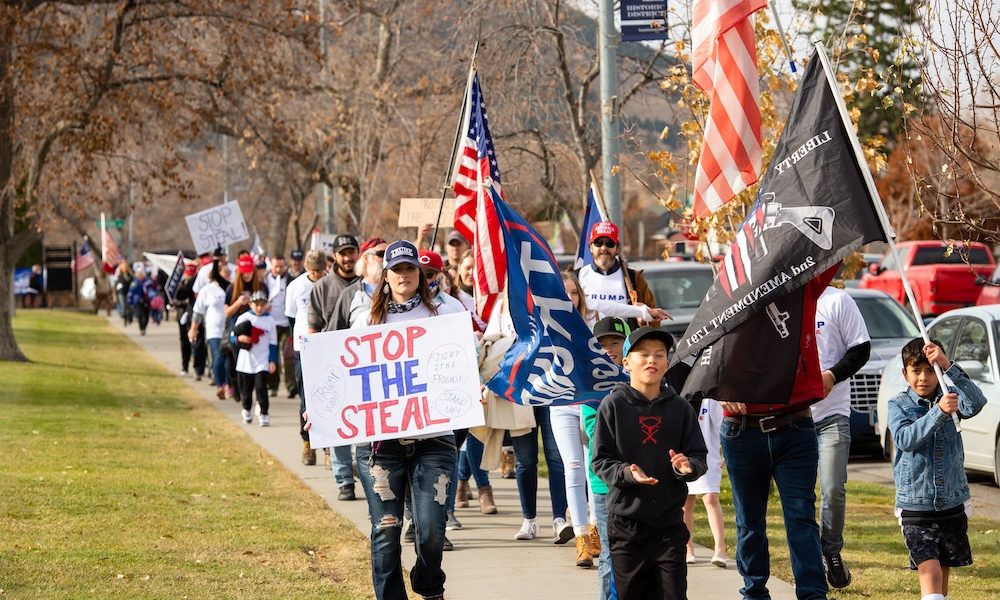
top-left (241, 409), bottom-right (252, 423)
top-left (514, 518), bottom-right (538, 540)
top-left (552, 517), bottom-right (574, 544)
top-left (178, 369), bottom-right (189, 377)
top-left (259, 414), bottom-right (270, 427)
top-left (254, 403), bottom-right (262, 417)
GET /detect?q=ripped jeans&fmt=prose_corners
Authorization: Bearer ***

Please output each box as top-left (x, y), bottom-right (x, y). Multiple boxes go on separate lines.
top-left (356, 436), bottom-right (456, 600)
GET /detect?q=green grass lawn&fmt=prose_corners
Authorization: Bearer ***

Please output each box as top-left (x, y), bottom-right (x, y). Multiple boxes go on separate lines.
top-left (0, 311), bottom-right (372, 599)
top-left (688, 470), bottom-right (1000, 598)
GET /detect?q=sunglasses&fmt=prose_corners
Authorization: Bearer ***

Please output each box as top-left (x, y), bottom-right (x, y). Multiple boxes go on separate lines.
top-left (372, 250), bottom-right (385, 258)
top-left (592, 239), bottom-right (617, 248)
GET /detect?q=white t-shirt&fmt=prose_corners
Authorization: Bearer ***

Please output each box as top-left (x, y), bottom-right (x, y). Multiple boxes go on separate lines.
top-left (811, 286), bottom-right (871, 421)
top-left (688, 398), bottom-right (723, 495)
top-left (266, 273), bottom-right (289, 327)
top-left (285, 273), bottom-right (318, 351)
top-left (192, 281), bottom-right (228, 340)
top-left (193, 261), bottom-right (235, 295)
top-left (234, 311), bottom-right (277, 374)
top-left (577, 264), bottom-right (654, 321)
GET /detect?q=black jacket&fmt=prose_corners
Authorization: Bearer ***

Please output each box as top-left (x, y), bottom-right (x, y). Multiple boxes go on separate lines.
top-left (591, 382), bottom-right (708, 526)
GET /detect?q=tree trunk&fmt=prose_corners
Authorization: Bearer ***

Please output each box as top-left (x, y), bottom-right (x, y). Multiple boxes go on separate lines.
top-left (268, 200), bottom-right (292, 256)
top-left (0, 14), bottom-right (29, 362)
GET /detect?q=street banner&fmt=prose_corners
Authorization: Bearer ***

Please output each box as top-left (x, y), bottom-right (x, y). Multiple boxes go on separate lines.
top-left (164, 251), bottom-right (186, 302)
top-left (184, 201), bottom-right (250, 255)
top-left (301, 312), bottom-right (484, 446)
top-left (676, 50), bottom-right (888, 405)
top-left (620, 0), bottom-right (668, 42)
top-left (398, 197), bottom-right (456, 228)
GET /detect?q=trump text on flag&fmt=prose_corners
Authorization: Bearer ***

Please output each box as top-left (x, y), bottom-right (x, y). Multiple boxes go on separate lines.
top-left (300, 312), bottom-right (484, 446)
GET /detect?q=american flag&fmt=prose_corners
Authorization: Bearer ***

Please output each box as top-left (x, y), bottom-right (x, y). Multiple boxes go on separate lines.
top-left (451, 71), bottom-right (505, 321)
top-left (102, 229), bottom-right (123, 267)
top-left (249, 230), bottom-right (266, 264)
top-left (74, 238), bottom-right (96, 271)
top-left (691, 0), bottom-right (766, 218)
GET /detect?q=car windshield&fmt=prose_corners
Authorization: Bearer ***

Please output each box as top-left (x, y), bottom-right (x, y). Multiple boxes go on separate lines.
top-left (855, 296), bottom-right (920, 339)
top-left (911, 245), bottom-right (992, 266)
top-left (644, 268), bottom-right (714, 311)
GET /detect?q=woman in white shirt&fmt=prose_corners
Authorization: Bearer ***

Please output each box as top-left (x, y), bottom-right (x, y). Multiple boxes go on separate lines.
top-left (189, 261), bottom-right (231, 400)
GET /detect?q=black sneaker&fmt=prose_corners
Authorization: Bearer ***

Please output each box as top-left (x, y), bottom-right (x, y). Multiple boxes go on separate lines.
top-left (337, 485), bottom-right (356, 501)
top-left (442, 536), bottom-right (454, 551)
top-left (824, 553), bottom-right (852, 589)
top-left (404, 521), bottom-right (416, 543)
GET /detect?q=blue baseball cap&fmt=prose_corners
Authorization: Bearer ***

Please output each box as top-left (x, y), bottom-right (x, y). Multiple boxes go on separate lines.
top-left (622, 326), bottom-right (674, 357)
top-left (384, 240), bottom-right (420, 270)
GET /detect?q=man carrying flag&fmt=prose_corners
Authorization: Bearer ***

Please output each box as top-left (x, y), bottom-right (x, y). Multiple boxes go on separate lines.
top-left (675, 48), bottom-right (890, 599)
top-left (575, 220), bottom-right (669, 331)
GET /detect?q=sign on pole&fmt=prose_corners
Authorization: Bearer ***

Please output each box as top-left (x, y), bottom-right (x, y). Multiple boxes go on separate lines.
top-left (301, 312), bottom-right (484, 447)
top-left (397, 197), bottom-right (455, 228)
top-left (164, 251), bottom-right (186, 302)
top-left (184, 201), bottom-right (250, 255)
top-left (620, 0), bottom-right (668, 42)
top-left (310, 232), bottom-right (338, 255)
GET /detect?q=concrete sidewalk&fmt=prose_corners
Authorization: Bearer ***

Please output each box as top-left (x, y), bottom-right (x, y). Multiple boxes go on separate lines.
top-left (111, 315), bottom-right (798, 599)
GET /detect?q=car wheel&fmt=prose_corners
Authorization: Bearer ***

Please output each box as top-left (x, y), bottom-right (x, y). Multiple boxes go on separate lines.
top-left (994, 437), bottom-right (1000, 488)
top-left (883, 431), bottom-right (894, 463)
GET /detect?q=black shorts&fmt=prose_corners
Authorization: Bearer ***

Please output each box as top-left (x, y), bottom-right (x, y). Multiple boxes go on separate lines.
top-left (902, 514), bottom-right (973, 569)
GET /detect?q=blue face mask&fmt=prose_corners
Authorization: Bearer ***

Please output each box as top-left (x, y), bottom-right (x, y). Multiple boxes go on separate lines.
top-left (428, 279), bottom-right (440, 293)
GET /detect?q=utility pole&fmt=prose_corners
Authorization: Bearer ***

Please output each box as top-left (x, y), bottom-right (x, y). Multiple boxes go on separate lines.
top-left (221, 133), bottom-right (231, 257)
top-left (598, 0), bottom-right (621, 226)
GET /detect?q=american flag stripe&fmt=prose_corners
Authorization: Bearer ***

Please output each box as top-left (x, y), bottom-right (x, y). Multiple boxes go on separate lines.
top-left (692, 0), bottom-right (766, 218)
top-left (736, 229), bottom-right (753, 283)
top-left (450, 71), bottom-right (506, 321)
top-left (103, 230), bottom-right (123, 266)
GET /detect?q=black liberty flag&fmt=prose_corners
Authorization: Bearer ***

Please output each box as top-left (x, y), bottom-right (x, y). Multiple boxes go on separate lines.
top-left (676, 47), bottom-right (889, 405)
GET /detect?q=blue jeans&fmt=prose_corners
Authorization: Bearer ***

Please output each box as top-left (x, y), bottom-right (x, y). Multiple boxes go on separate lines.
top-left (457, 435), bottom-right (491, 488)
top-left (511, 406), bottom-right (567, 520)
top-left (593, 493), bottom-right (616, 600)
top-left (331, 445), bottom-right (355, 489)
top-left (815, 414), bottom-right (850, 556)
top-left (356, 436), bottom-right (456, 600)
top-left (207, 338), bottom-right (228, 388)
top-left (720, 417), bottom-right (828, 600)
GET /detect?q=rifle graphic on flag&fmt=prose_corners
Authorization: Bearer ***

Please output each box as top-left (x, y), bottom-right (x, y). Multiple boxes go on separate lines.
top-left (676, 46), bottom-right (890, 406)
top-left (485, 186), bottom-right (627, 406)
top-left (574, 183), bottom-right (608, 270)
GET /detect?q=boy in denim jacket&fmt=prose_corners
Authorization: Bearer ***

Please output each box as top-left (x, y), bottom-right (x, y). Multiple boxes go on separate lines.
top-left (887, 338), bottom-right (987, 600)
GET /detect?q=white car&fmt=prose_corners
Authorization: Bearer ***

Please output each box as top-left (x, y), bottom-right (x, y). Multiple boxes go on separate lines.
top-left (876, 305), bottom-right (1000, 485)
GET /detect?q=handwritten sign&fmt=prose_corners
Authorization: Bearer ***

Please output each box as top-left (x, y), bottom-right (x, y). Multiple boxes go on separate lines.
top-left (310, 232), bottom-right (337, 255)
top-left (397, 197), bottom-right (455, 228)
top-left (301, 312), bottom-right (484, 446)
top-left (184, 201), bottom-right (250, 255)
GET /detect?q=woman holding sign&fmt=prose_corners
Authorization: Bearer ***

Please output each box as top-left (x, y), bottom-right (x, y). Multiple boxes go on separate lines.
top-left (355, 240), bottom-right (464, 600)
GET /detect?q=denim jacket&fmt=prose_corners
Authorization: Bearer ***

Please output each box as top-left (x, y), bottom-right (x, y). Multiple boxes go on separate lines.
top-left (887, 363), bottom-right (987, 511)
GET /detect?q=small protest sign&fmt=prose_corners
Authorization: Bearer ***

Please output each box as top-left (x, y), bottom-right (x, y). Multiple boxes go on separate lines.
top-left (164, 251), bottom-right (186, 302)
top-left (184, 201), bottom-right (250, 255)
top-left (301, 312), bottom-right (484, 446)
top-left (397, 197), bottom-right (455, 228)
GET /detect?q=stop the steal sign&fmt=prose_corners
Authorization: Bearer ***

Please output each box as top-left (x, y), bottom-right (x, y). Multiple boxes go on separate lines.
top-left (300, 312), bottom-right (484, 446)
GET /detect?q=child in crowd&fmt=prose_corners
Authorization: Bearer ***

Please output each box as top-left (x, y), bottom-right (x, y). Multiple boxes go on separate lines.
top-left (233, 290), bottom-right (278, 426)
top-left (583, 316), bottom-right (629, 599)
top-left (592, 326), bottom-right (708, 600)
top-left (683, 396), bottom-right (728, 568)
top-left (888, 338), bottom-right (986, 600)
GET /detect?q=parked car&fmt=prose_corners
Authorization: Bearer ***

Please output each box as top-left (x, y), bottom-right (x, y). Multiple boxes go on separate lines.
top-left (843, 288), bottom-right (921, 454)
top-left (976, 264), bottom-right (1000, 306)
top-left (858, 240), bottom-right (995, 317)
top-left (627, 260), bottom-right (715, 344)
top-left (876, 305), bottom-right (1000, 485)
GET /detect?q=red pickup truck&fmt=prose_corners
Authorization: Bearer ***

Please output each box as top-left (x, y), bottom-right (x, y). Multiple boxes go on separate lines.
top-left (858, 240), bottom-right (996, 317)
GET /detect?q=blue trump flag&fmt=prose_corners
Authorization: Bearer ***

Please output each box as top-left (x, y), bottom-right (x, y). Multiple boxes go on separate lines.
top-left (487, 187), bottom-right (626, 406)
top-left (574, 184), bottom-right (607, 269)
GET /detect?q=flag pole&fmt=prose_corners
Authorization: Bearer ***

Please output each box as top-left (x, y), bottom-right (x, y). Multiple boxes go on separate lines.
top-left (815, 42), bottom-right (960, 431)
top-left (769, 4), bottom-right (799, 77)
top-left (100, 212), bottom-right (107, 265)
top-left (589, 168), bottom-right (641, 312)
top-left (431, 42), bottom-right (480, 250)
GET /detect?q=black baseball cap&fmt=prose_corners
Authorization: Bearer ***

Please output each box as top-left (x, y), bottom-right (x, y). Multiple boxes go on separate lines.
top-left (290, 249), bottom-right (304, 260)
top-left (446, 231), bottom-right (469, 246)
top-left (622, 326), bottom-right (674, 356)
top-left (333, 234), bottom-right (359, 251)
top-left (593, 316), bottom-right (630, 340)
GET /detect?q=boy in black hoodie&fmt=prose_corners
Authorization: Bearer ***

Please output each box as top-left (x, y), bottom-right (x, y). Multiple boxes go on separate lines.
top-left (591, 326), bottom-right (708, 600)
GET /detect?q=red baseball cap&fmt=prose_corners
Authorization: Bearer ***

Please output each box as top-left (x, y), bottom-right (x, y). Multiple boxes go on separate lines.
top-left (183, 262), bottom-right (198, 276)
top-left (590, 221), bottom-right (620, 245)
top-left (359, 237), bottom-right (388, 255)
top-left (237, 255), bottom-right (255, 273)
top-left (418, 250), bottom-right (444, 273)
